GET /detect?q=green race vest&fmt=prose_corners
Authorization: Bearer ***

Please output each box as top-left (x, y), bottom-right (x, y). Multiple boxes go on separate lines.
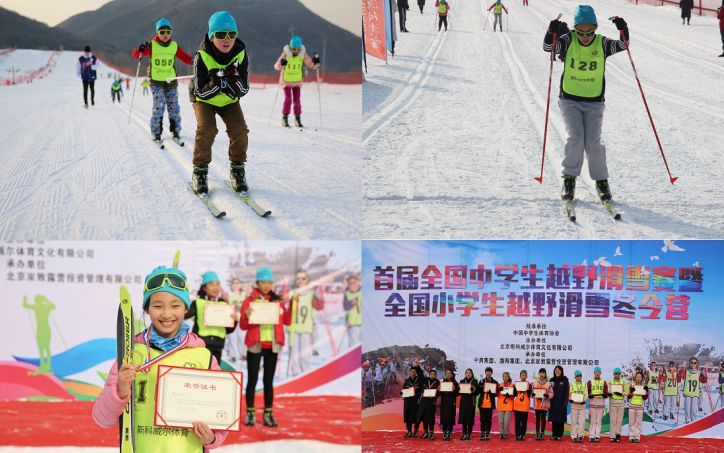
top-left (150, 40), bottom-right (178, 82)
top-left (664, 371), bottom-right (679, 396)
top-left (609, 379), bottom-right (625, 400)
top-left (228, 292), bottom-right (247, 309)
top-left (282, 54), bottom-right (305, 83)
top-left (683, 370), bottom-right (701, 397)
top-left (562, 34), bottom-right (605, 98)
top-left (112, 83), bottom-right (121, 91)
top-left (494, 3), bottom-right (502, 13)
top-left (196, 49), bottom-right (244, 107)
top-left (590, 379), bottom-right (604, 397)
top-left (720, 371), bottom-right (724, 393)
top-left (647, 370), bottom-right (661, 389)
top-left (253, 298), bottom-right (275, 343)
top-left (346, 290), bottom-right (362, 326)
top-left (438, 3), bottom-right (449, 13)
top-left (571, 381), bottom-right (586, 402)
top-left (630, 391), bottom-right (644, 406)
top-left (133, 344), bottom-right (211, 453)
top-left (194, 298), bottom-right (228, 339)
top-left (286, 290), bottom-right (315, 334)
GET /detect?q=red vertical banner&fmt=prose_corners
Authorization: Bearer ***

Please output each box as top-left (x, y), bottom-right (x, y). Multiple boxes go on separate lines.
top-left (363, 0), bottom-right (387, 62)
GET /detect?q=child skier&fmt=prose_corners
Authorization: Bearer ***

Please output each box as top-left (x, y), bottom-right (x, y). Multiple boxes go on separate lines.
top-left (189, 11), bottom-right (251, 196)
top-left (478, 366), bottom-right (498, 440)
top-left (142, 78), bottom-right (149, 96)
top-left (543, 6), bottom-right (630, 202)
top-left (513, 369), bottom-right (532, 441)
top-left (76, 46), bottom-right (98, 109)
top-left (412, 361), bottom-right (440, 440)
top-left (92, 266), bottom-right (229, 451)
top-left (487, 0), bottom-right (508, 32)
top-left (286, 270), bottom-right (324, 375)
top-left (628, 371), bottom-right (648, 443)
top-left (532, 368), bottom-right (553, 441)
top-left (681, 356), bottom-right (707, 423)
top-left (273, 36), bottom-right (321, 128)
top-left (439, 369), bottom-right (459, 441)
top-left (435, 0), bottom-right (451, 31)
top-left (239, 267), bottom-right (292, 427)
top-left (110, 79), bottom-right (123, 103)
top-left (497, 372), bottom-right (514, 440)
top-left (458, 368), bottom-right (478, 440)
top-left (608, 367), bottom-right (627, 443)
top-left (132, 18), bottom-right (193, 145)
top-left (587, 365), bottom-right (608, 442)
top-left (401, 362), bottom-right (423, 438)
top-left (663, 361), bottom-right (679, 420)
top-left (570, 370), bottom-right (588, 443)
top-left (647, 360), bottom-right (662, 415)
top-left (184, 271), bottom-right (237, 366)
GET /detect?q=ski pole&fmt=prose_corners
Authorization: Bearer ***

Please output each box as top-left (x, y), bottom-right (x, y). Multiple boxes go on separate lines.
top-left (483, 9), bottom-right (491, 30)
top-left (609, 16), bottom-right (677, 184)
top-left (268, 76), bottom-right (282, 127)
top-left (507, 12), bottom-right (509, 31)
top-left (314, 55), bottom-right (323, 129)
top-left (165, 75), bottom-right (194, 83)
top-left (127, 57), bottom-right (143, 125)
top-left (534, 13), bottom-right (562, 184)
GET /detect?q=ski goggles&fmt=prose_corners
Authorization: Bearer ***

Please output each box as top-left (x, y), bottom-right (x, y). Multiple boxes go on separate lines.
top-left (158, 29), bottom-right (172, 36)
top-left (296, 276), bottom-right (309, 281)
top-left (213, 31), bottom-right (237, 40)
top-left (290, 47), bottom-right (300, 52)
top-left (690, 360), bottom-right (698, 365)
top-left (143, 273), bottom-right (189, 294)
top-left (575, 27), bottom-right (597, 38)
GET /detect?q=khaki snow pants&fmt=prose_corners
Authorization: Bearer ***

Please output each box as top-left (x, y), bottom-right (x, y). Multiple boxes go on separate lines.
top-left (192, 100), bottom-right (249, 166)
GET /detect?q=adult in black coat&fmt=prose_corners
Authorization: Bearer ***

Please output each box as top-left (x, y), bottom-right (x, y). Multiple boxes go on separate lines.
top-left (398, 0), bottom-right (410, 32)
top-left (457, 368), bottom-right (479, 440)
top-left (478, 367), bottom-right (499, 440)
top-left (548, 365), bottom-right (570, 440)
top-left (439, 369), bottom-right (459, 440)
top-left (413, 364), bottom-right (440, 440)
top-left (401, 365), bottom-right (423, 438)
top-left (418, 0), bottom-right (426, 13)
top-left (681, 0), bottom-right (694, 24)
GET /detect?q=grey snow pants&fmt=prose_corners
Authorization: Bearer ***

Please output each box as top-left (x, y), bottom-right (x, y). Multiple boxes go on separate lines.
top-left (558, 98), bottom-right (608, 181)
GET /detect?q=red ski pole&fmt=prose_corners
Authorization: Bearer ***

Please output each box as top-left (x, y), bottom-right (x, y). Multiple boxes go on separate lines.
top-left (534, 13), bottom-right (561, 184)
top-left (610, 16), bottom-right (677, 185)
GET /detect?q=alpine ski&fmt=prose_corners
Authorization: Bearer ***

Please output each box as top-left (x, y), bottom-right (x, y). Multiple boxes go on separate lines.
top-left (223, 180), bottom-right (272, 218)
top-left (602, 201), bottom-right (621, 220)
top-left (187, 182), bottom-right (226, 218)
top-left (152, 138), bottom-right (165, 149)
top-left (565, 201), bottom-right (576, 222)
top-left (117, 286), bottom-right (135, 453)
top-left (172, 137), bottom-right (185, 147)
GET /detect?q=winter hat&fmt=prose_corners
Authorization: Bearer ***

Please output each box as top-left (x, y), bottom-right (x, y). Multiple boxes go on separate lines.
top-left (208, 11), bottom-right (237, 39)
top-left (84, 45), bottom-right (91, 52)
top-left (256, 267), bottom-right (274, 282)
top-left (574, 370), bottom-right (582, 377)
top-left (573, 5), bottom-right (597, 26)
top-left (156, 18), bottom-right (172, 31)
top-left (142, 266), bottom-right (190, 309)
top-left (614, 368), bottom-right (621, 374)
top-left (594, 366), bottom-right (602, 373)
top-left (202, 271), bottom-right (220, 286)
top-left (290, 36), bottom-right (302, 48)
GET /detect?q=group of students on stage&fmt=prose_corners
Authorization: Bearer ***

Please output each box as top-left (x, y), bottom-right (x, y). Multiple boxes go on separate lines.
top-left (399, 357), bottom-right (712, 443)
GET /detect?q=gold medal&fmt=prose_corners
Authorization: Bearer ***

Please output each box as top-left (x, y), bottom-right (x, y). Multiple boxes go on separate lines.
top-left (124, 349), bottom-right (145, 371)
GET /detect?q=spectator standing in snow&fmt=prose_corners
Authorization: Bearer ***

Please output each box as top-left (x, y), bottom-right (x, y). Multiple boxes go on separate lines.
top-left (398, 0), bottom-right (410, 32)
top-left (680, 0), bottom-right (694, 25)
top-left (418, 0), bottom-right (426, 13)
top-left (76, 45), bottom-right (99, 109)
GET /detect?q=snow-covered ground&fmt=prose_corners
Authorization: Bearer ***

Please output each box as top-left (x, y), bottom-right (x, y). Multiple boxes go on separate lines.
top-left (363, 0), bottom-right (724, 239)
top-left (0, 50), bottom-right (361, 240)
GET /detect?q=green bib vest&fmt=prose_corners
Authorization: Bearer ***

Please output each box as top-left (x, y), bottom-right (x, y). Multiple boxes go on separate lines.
top-left (664, 371), bottom-right (679, 396)
top-left (112, 83), bottom-right (121, 91)
top-left (286, 290), bottom-right (315, 334)
top-left (439, 3), bottom-right (449, 13)
top-left (133, 344), bottom-right (211, 453)
top-left (590, 379), bottom-right (604, 397)
top-left (647, 370), bottom-right (661, 389)
top-left (150, 40), bottom-right (178, 82)
top-left (609, 379), bottom-right (625, 400)
top-left (494, 3), bottom-right (502, 13)
top-left (720, 371), bottom-right (724, 393)
top-left (346, 290), bottom-right (362, 326)
top-left (683, 370), bottom-right (701, 397)
top-left (571, 381), bottom-right (586, 402)
top-left (194, 298), bottom-right (228, 339)
top-left (562, 34), bottom-right (605, 98)
top-left (283, 54), bottom-right (305, 83)
top-left (228, 292), bottom-right (247, 308)
top-left (254, 298), bottom-right (275, 343)
top-left (630, 391), bottom-right (644, 406)
top-left (196, 49), bottom-right (244, 107)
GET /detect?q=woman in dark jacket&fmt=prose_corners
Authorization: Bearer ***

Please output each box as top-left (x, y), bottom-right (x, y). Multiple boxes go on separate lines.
top-left (402, 365), bottom-right (423, 438)
top-left (680, 0), bottom-right (694, 25)
top-left (548, 365), bottom-right (570, 440)
top-left (418, 0), bottom-right (426, 13)
top-left (439, 369), bottom-right (459, 441)
top-left (458, 368), bottom-right (479, 441)
top-left (413, 365), bottom-right (440, 440)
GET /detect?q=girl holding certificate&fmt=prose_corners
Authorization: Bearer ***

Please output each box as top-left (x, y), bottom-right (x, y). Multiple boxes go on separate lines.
top-left (532, 368), bottom-right (553, 441)
top-left (548, 365), bottom-right (569, 441)
top-left (439, 369), bottom-right (459, 441)
top-left (185, 271), bottom-right (237, 365)
top-left (401, 364), bottom-right (423, 438)
top-left (239, 267), bottom-right (292, 428)
top-left (586, 366), bottom-right (608, 443)
top-left (608, 367), bottom-right (627, 443)
top-left (478, 366), bottom-right (498, 441)
top-left (570, 370), bottom-right (588, 443)
top-left (458, 368), bottom-right (478, 440)
top-left (497, 372), bottom-right (514, 440)
top-left (92, 266), bottom-right (229, 451)
top-left (628, 371), bottom-right (649, 443)
top-left (412, 364), bottom-right (440, 440)
top-left (512, 369), bottom-right (532, 441)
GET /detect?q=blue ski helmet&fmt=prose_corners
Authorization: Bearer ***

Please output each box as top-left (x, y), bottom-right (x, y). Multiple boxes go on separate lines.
top-left (208, 11), bottom-right (237, 39)
top-left (256, 267), bottom-right (274, 282)
top-left (202, 271), bottom-right (219, 286)
top-left (573, 5), bottom-right (597, 26)
top-left (156, 18), bottom-right (172, 32)
top-left (143, 266), bottom-right (190, 309)
top-left (290, 36), bottom-right (302, 48)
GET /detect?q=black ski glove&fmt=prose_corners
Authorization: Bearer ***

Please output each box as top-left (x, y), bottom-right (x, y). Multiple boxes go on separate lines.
top-left (544, 394), bottom-right (549, 398)
top-left (137, 41), bottom-right (150, 54)
top-left (644, 385), bottom-right (649, 391)
top-left (210, 69), bottom-right (223, 87)
top-left (588, 394), bottom-right (595, 399)
top-left (558, 21), bottom-right (569, 35)
top-left (548, 19), bottom-right (561, 34)
top-left (280, 58), bottom-right (288, 67)
top-left (312, 55), bottom-right (321, 65)
top-left (614, 392), bottom-right (623, 397)
top-left (612, 17), bottom-right (627, 30)
top-left (487, 389), bottom-right (493, 394)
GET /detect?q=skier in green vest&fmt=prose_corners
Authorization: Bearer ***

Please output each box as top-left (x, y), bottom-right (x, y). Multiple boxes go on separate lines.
top-left (92, 266), bottom-right (229, 451)
top-left (544, 6), bottom-right (629, 203)
top-left (110, 79), bottom-right (123, 103)
top-left (646, 360), bottom-right (662, 415)
top-left (223, 277), bottom-right (249, 363)
top-left (286, 270), bottom-right (324, 375)
top-left (342, 274), bottom-right (361, 348)
top-left (273, 36), bottom-right (321, 128)
top-left (189, 11), bottom-right (251, 196)
top-left (681, 356), bottom-right (707, 423)
top-left (662, 360), bottom-right (680, 420)
top-left (627, 371), bottom-right (648, 443)
top-left (184, 271), bottom-right (238, 366)
top-left (607, 367), bottom-right (627, 443)
top-left (132, 18), bottom-right (193, 145)
top-left (487, 0), bottom-right (508, 33)
top-left (435, 0), bottom-right (451, 31)
top-left (141, 78), bottom-right (149, 96)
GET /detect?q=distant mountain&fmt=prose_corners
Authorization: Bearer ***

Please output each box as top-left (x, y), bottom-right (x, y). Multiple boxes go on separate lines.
top-left (55, 0), bottom-right (360, 74)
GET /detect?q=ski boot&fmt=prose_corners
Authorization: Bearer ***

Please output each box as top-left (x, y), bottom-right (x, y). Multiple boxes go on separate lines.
top-left (421, 430), bottom-right (429, 439)
top-left (192, 165), bottom-right (209, 195)
top-left (263, 408), bottom-right (278, 427)
top-left (295, 115), bottom-right (303, 128)
top-left (230, 162), bottom-right (249, 193)
top-left (412, 429), bottom-right (418, 438)
top-left (428, 430), bottom-right (434, 441)
top-left (595, 179), bottom-right (612, 201)
top-left (282, 114), bottom-right (289, 127)
top-left (561, 175), bottom-right (576, 201)
top-left (245, 408), bottom-right (255, 426)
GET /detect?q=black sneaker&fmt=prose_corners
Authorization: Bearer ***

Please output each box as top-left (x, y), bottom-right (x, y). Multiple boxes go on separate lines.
top-left (263, 409), bottom-right (278, 427)
top-left (719, 53), bottom-right (724, 57)
top-left (595, 179), bottom-right (612, 201)
top-left (91, 100), bottom-right (95, 106)
top-left (192, 165), bottom-right (209, 195)
top-left (479, 432), bottom-right (484, 441)
top-left (412, 430), bottom-right (418, 438)
top-left (561, 175), bottom-right (576, 201)
top-left (421, 430), bottom-right (429, 439)
top-left (282, 115), bottom-right (289, 127)
top-left (428, 431), bottom-right (434, 441)
top-left (295, 116), bottom-right (303, 128)
top-left (404, 431), bottom-right (412, 438)
top-left (230, 162), bottom-right (249, 193)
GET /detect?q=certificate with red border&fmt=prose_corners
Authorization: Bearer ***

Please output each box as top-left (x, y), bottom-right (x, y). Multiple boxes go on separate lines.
top-left (422, 388), bottom-right (437, 398)
top-left (155, 365), bottom-right (243, 431)
top-left (515, 381), bottom-right (529, 392)
top-left (203, 304), bottom-right (236, 328)
top-left (401, 387), bottom-right (415, 398)
top-left (248, 302), bottom-right (281, 325)
top-left (439, 382), bottom-right (454, 392)
top-left (458, 383), bottom-right (472, 394)
top-left (484, 382), bottom-right (497, 394)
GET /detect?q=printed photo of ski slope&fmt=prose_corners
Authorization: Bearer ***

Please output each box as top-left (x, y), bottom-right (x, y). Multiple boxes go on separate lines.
top-left (363, 0), bottom-right (724, 239)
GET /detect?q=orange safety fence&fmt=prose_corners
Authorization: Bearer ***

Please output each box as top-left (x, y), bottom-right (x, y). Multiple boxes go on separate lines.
top-left (0, 47), bottom-right (17, 56)
top-left (625, 0), bottom-right (721, 17)
top-left (1, 49), bottom-right (59, 86)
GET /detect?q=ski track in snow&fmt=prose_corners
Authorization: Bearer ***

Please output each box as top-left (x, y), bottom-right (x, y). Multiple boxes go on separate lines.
top-left (363, 0), bottom-right (724, 239)
top-left (0, 51), bottom-right (361, 240)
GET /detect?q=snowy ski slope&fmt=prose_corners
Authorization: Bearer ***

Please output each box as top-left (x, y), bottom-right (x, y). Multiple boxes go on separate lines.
top-left (363, 0), bottom-right (724, 239)
top-left (0, 50), bottom-right (361, 240)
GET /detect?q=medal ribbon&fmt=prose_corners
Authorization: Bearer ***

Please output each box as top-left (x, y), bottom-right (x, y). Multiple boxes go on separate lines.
top-left (137, 327), bottom-right (191, 373)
